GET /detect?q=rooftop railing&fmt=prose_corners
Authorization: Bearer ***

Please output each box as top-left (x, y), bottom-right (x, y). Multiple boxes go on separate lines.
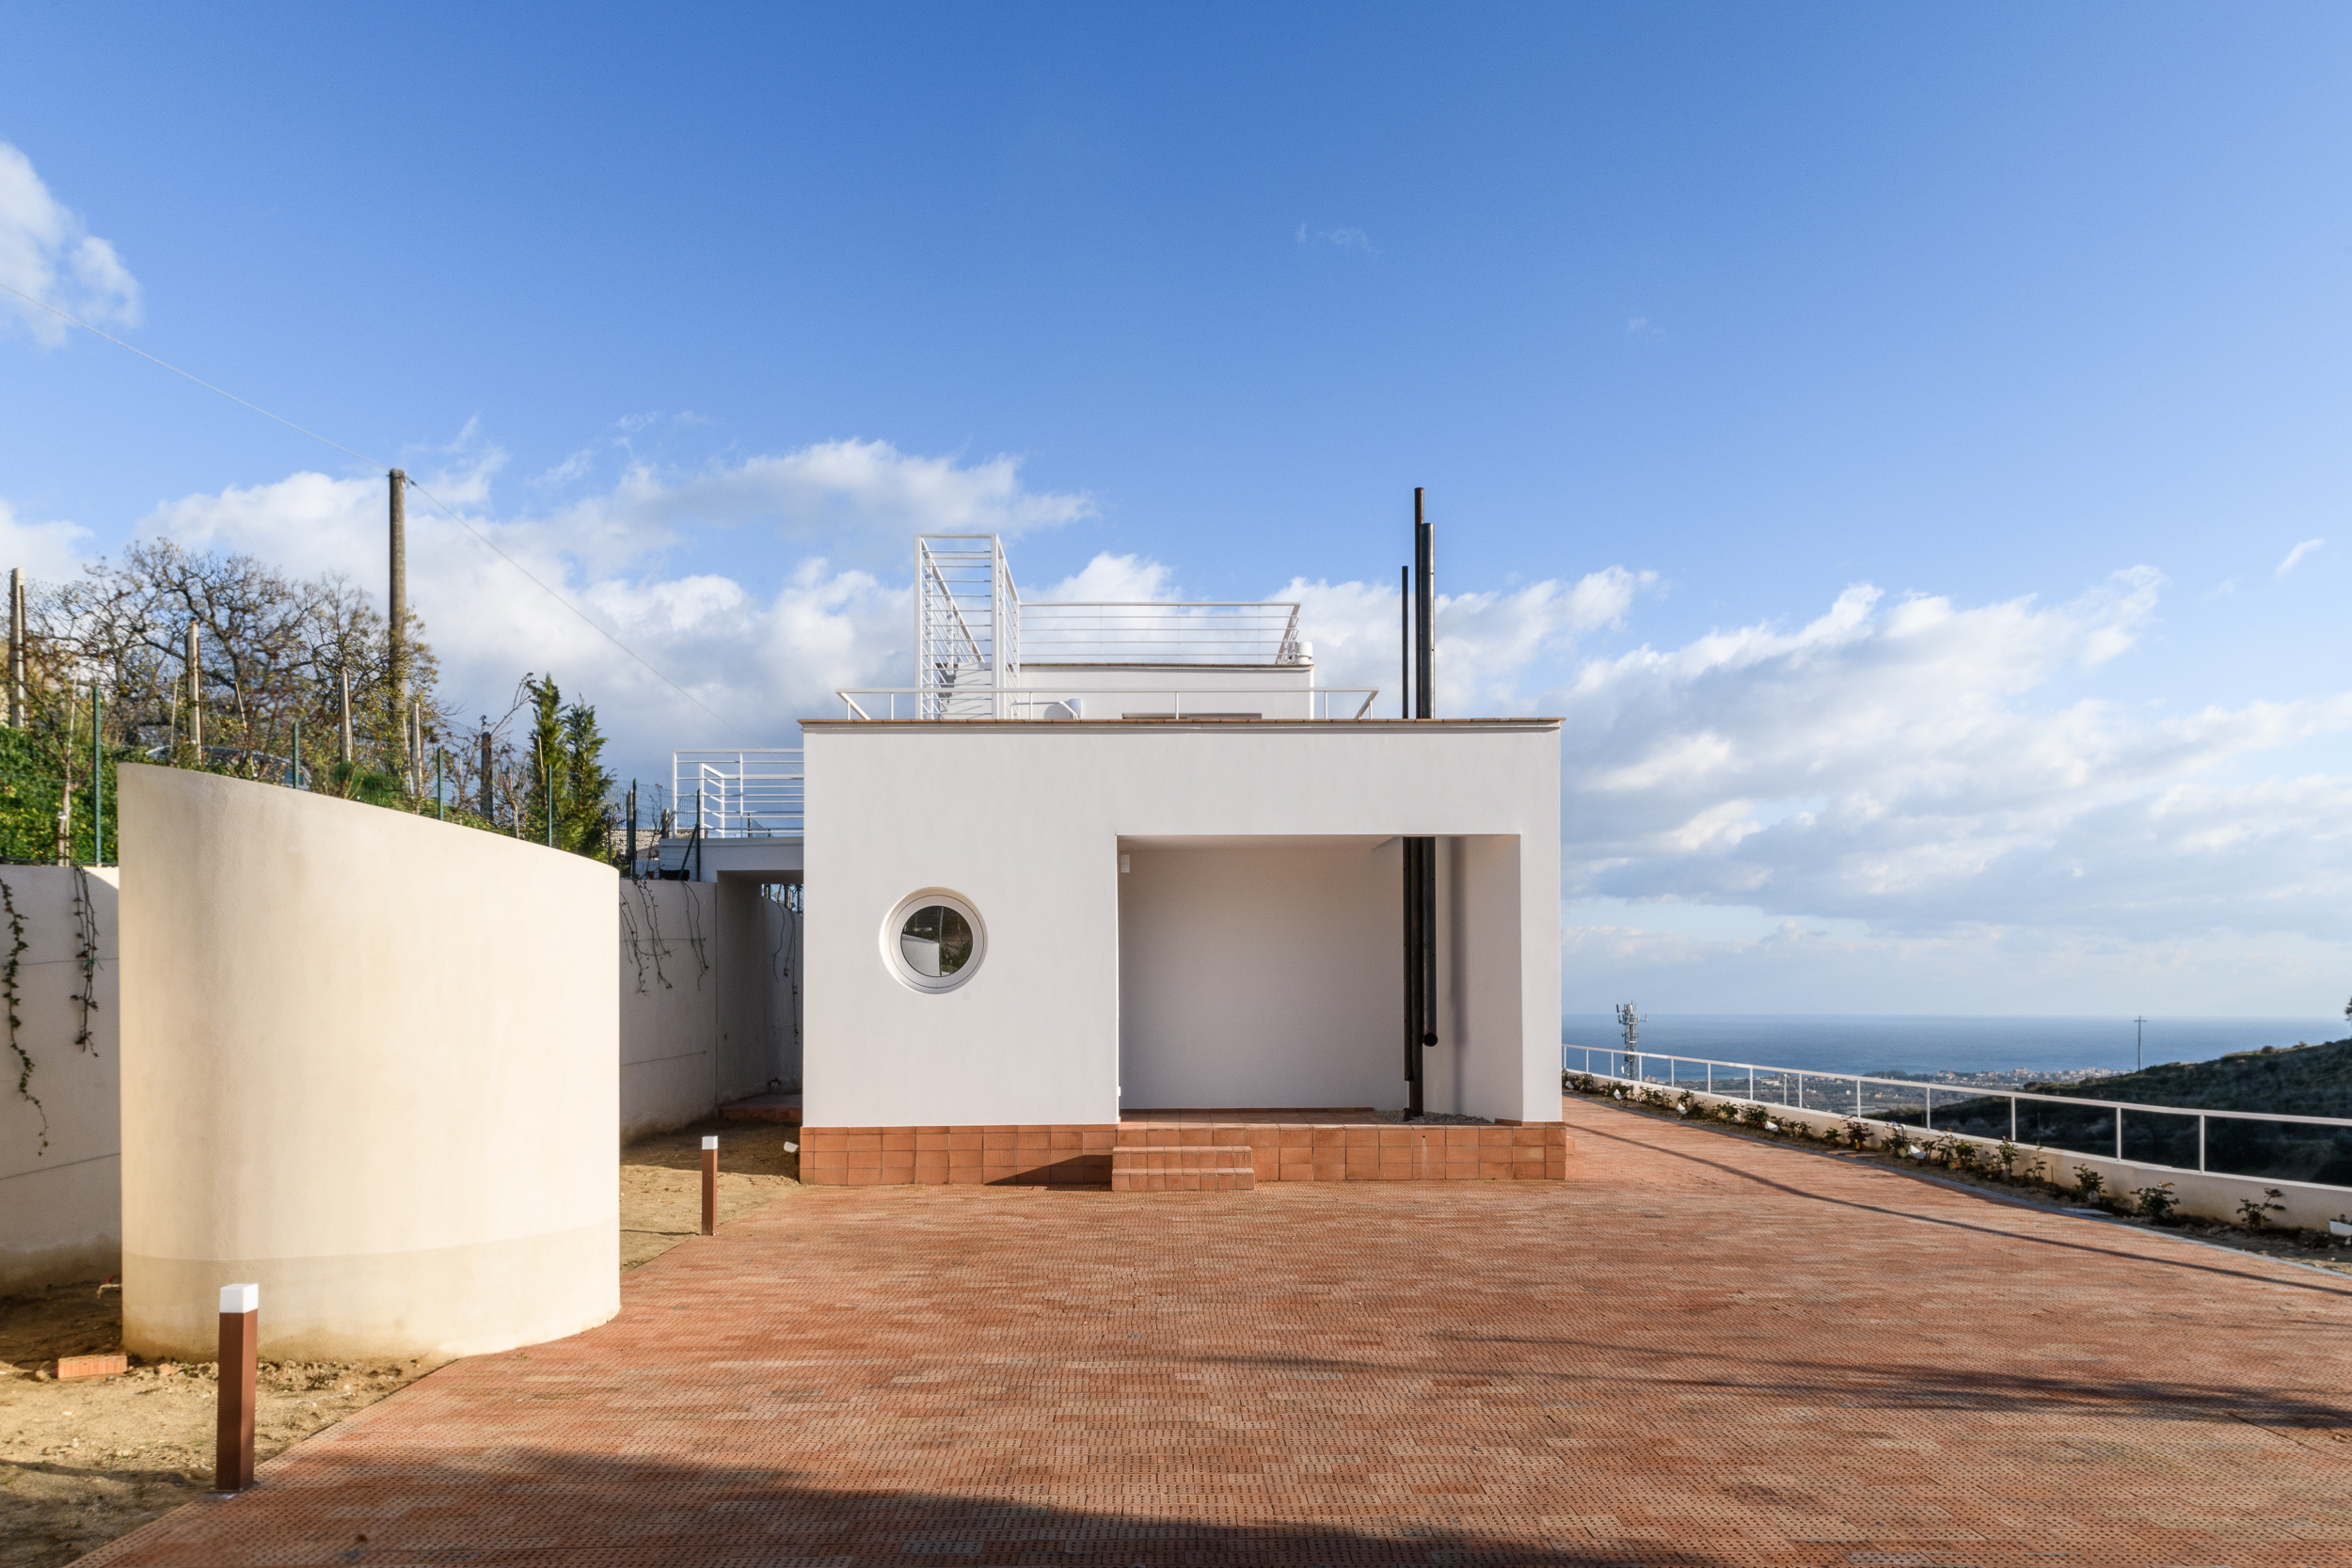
top-left (1018, 601), bottom-right (1305, 666)
top-left (834, 686), bottom-right (1380, 721)
top-left (673, 749), bottom-right (803, 838)
top-left (1565, 1045), bottom-right (2352, 1191)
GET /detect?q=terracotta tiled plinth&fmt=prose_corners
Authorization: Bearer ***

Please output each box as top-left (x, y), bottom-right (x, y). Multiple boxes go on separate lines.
top-left (799, 1117), bottom-right (1572, 1187)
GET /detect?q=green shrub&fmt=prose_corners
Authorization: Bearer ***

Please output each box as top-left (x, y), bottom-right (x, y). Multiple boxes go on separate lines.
top-left (2238, 1188), bottom-right (2287, 1230)
top-left (2072, 1164), bottom-right (2106, 1202)
top-left (2133, 1182), bottom-right (2178, 1222)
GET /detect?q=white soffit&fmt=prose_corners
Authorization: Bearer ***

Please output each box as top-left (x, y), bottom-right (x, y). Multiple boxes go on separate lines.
top-left (1115, 833), bottom-right (1398, 852)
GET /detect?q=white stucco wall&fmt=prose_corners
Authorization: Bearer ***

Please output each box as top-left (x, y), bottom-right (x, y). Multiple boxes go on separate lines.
top-left (803, 720), bottom-right (1560, 1126)
top-left (0, 866), bottom-right (121, 1292)
top-left (119, 766), bottom-right (619, 1361)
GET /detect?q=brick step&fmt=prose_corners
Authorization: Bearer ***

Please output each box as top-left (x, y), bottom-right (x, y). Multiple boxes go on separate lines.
top-left (1111, 1144), bottom-right (1255, 1192)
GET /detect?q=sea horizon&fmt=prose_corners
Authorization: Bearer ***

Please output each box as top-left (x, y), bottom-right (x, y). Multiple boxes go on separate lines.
top-left (1558, 1012), bottom-right (2347, 1080)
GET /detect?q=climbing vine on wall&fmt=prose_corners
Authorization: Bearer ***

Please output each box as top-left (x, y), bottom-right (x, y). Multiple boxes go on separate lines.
top-left (621, 881), bottom-right (675, 995)
top-left (2, 877), bottom-right (41, 1155)
top-left (70, 866), bottom-right (99, 1053)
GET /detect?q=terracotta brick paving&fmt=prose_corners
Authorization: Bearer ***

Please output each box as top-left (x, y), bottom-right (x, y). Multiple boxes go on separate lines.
top-left (75, 1098), bottom-right (2352, 1566)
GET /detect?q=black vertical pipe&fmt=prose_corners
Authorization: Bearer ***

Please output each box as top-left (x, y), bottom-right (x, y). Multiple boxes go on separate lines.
top-left (1403, 835), bottom-right (1422, 1115)
top-left (1410, 490), bottom-right (1439, 1113)
top-left (1402, 549), bottom-right (1420, 1113)
top-left (1413, 489), bottom-right (1433, 721)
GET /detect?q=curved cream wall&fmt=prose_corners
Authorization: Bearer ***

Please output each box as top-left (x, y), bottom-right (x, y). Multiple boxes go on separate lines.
top-left (119, 767), bottom-right (618, 1361)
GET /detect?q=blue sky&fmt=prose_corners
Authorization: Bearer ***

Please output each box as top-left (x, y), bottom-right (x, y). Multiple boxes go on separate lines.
top-left (3, 5), bottom-right (2348, 1016)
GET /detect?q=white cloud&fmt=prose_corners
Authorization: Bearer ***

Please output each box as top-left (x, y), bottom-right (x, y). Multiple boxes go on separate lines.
top-left (1544, 569), bottom-right (2352, 966)
top-left (134, 441), bottom-right (1089, 782)
top-left (533, 447), bottom-right (596, 487)
top-left (0, 144), bottom-right (139, 345)
top-left (0, 497), bottom-right (94, 580)
top-left (2276, 537), bottom-right (2325, 578)
top-left (1274, 566), bottom-right (1658, 716)
top-left (1027, 552), bottom-right (1176, 603)
top-left (1295, 224), bottom-right (1377, 255)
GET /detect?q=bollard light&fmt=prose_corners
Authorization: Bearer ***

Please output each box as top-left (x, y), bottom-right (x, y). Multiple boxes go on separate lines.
top-left (701, 1135), bottom-right (719, 1236)
top-left (215, 1282), bottom-right (259, 1493)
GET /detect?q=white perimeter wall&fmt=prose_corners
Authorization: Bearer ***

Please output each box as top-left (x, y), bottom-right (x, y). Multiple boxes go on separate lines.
top-left (620, 879), bottom-right (722, 1140)
top-left (618, 877), bottom-right (801, 1140)
top-left (803, 721), bottom-right (1560, 1126)
top-left (0, 867), bottom-right (120, 1292)
top-left (119, 766), bottom-right (619, 1361)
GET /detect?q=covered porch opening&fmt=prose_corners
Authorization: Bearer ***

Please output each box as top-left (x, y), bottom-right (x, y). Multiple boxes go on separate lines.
top-left (1115, 832), bottom-right (1525, 1122)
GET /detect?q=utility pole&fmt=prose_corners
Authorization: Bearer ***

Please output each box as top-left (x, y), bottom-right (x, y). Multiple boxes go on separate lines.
top-left (8, 567), bottom-right (23, 728)
top-left (479, 724), bottom-right (494, 818)
top-left (2134, 1015), bottom-right (2148, 1073)
top-left (338, 669), bottom-right (354, 764)
top-left (185, 622), bottom-right (203, 758)
top-left (389, 468), bottom-right (408, 778)
top-left (56, 689), bottom-right (72, 865)
top-left (91, 682), bottom-right (103, 863)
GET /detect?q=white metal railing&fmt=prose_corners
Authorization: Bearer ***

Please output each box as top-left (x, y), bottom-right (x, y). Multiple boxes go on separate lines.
top-left (1019, 601), bottom-right (1305, 666)
top-left (834, 687), bottom-right (1380, 721)
top-left (1565, 1046), bottom-right (2352, 1189)
top-left (672, 749), bottom-right (804, 837)
top-left (916, 535), bottom-right (1017, 720)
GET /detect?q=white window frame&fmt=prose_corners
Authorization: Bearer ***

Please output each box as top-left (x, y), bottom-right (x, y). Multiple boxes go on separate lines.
top-left (882, 889), bottom-right (986, 993)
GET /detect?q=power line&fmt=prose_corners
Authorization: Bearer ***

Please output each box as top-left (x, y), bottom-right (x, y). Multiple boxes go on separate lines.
top-left (0, 277), bottom-right (741, 740)
top-left (0, 280), bottom-right (378, 468)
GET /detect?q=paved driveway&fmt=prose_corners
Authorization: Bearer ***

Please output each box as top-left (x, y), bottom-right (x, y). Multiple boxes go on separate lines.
top-left (79, 1099), bottom-right (2352, 1565)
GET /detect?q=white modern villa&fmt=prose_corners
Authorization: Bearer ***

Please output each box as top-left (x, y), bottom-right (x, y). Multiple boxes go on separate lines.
top-left (657, 530), bottom-right (1567, 1188)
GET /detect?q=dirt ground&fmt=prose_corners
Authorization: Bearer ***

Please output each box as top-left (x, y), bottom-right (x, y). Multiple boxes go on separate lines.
top-left (0, 1117), bottom-right (799, 1568)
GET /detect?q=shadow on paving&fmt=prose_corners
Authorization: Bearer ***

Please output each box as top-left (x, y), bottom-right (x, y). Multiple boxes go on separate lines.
top-left (1158, 1342), bottom-right (2352, 1435)
top-left (1570, 1108), bottom-right (2352, 1303)
top-left (82, 1449), bottom-right (1737, 1568)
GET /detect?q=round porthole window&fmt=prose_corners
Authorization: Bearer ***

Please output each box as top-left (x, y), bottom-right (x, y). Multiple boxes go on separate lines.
top-left (884, 891), bottom-right (984, 992)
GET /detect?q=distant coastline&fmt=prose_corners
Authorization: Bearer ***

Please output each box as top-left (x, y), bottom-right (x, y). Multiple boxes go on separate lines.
top-left (1558, 1013), bottom-right (2345, 1081)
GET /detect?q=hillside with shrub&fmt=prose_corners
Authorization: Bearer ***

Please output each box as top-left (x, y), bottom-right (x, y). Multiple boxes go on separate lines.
top-left (2036, 1037), bottom-right (2352, 1117)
